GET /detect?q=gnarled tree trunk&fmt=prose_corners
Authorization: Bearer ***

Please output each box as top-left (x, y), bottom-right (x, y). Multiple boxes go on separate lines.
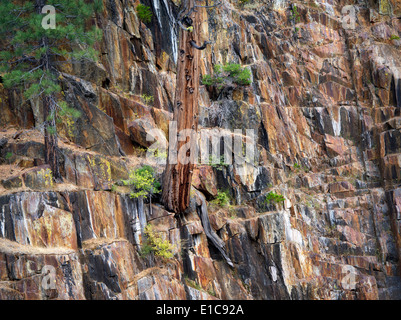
top-left (36, 0), bottom-right (61, 181)
top-left (43, 95), bottom-right (61, 180)
top-left (162, 0), bottom-right (203, 214)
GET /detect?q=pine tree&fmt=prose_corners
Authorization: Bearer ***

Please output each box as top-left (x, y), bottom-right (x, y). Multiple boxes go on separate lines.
top-left (0, 0), bottom-right (103, 180)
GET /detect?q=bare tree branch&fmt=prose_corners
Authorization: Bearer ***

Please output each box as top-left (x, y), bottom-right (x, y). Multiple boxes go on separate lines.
top-left (190, 40), bottom-right (211, 50)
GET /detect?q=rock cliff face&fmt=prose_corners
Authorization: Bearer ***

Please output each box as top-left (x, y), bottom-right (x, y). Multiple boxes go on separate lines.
top-left (1, 0), bottom-right (401, 300)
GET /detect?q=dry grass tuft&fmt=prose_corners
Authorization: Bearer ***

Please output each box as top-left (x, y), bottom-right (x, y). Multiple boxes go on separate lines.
top-left (0, 238), bottom-right (75, 256)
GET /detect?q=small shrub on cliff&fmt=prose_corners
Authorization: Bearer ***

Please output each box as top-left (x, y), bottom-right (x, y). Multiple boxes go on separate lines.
top-left (142, 224), bottom-right (174, 259)
top-left (390, 34), bottom-right (400, 41)
top-left (290, 4), bottom-right (301, 23)
top-left (209, 154), bottom-right (229, 170)
top-left (136, 4), bottom-right (152, 23)
top-left (207, 287), bottom-right (217, 297)
top-left (133, 145), bottom-right (147, 157)
top-left (202, 63), bottom-right (252, 88)
top-left (264, 192), bottom-right (285, 206)
top-left (147, 147), bottom-right (168, 163)
top-left (202, 74), bottom-right (219, 87)
top-left (122, 165), bottom-right (161, 199)
top-left (211, 190), bottom-right (231, 207)
top-left (111, 184), bottom-right (118, 193)
top-left (141, 93), bottom-right (154, 105)
top-left (185, 277), bottom-right (202, 290)
top-left (5, 152), bottom-right (13, 164)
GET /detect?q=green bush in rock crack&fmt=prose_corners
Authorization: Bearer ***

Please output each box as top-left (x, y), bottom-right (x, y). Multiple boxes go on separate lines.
top-left (264, 191), bottom-right (285, 206)
top-left (211, 190), bottom-right (231, 207)
top-left (122, 165), bottom-right (161, 199)
top-left (141, 224), bottom-right (174, 259)
top-left (136, 4), bottom-right (152, 23)
top-left (202, 63), bottom-right (252, 89)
